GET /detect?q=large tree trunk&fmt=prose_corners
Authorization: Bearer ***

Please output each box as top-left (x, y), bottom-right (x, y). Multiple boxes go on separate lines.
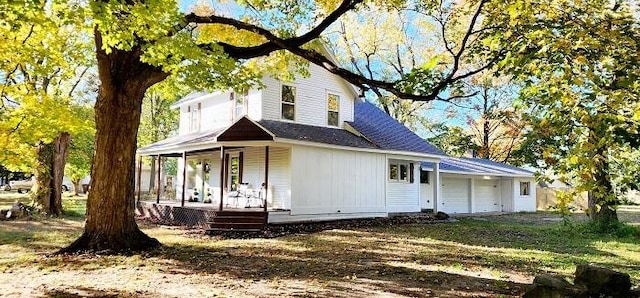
top-left (61, 30), bottom-right (167, 253)
top-left (32, 132), bottom-right (70, 216)
top-left (72, 179), bottom-right (82, 196)
top-left (588, 144), bottom-right (618, 227)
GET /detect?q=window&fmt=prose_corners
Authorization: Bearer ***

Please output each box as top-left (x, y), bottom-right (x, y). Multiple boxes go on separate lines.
top-left (389, 160), bottom-right (410, 182)
top-left (389, 164), bottom-right (399, 180)
top-left (233, 91), bottom-right (247, 120)
top-left (520, 181), bottom-right (530, 196)
top-left (281, 85), bottom-right (296, 120)
top-left (190, 103), bottom-right (201, 132)
top-left (327, 93), bottom-right (339, 126)
top-left (420, 170), bottom-right (430, 184)
top-left (229, 156), bottom-right (239, 191)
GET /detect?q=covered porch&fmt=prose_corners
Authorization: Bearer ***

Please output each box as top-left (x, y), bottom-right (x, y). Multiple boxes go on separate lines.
top-left (136, 118), bottom-right (286, 231)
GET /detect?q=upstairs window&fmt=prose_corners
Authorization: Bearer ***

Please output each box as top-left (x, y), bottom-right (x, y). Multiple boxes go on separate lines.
top-left (189, 103), bottom-right (201, 132)
top-left (232, 91), bottom-right (248, 120)
top-left (327, 93), bottom-right (340, 126)
top-left (281, 85), bottom-right (296, 121)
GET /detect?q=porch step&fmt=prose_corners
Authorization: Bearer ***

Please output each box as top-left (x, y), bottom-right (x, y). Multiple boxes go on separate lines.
top-left (207, 210), bottom-right (268, 232)
top-left (212, 210), bottom-right (268, 217)
top-left (212, 216), bottom-right (266, 223)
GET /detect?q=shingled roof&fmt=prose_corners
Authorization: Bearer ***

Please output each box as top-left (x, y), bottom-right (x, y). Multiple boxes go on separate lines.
top-left (258, 120), bottom-right (378, 149)
top-left (348, 101), bottom-right (445, 156)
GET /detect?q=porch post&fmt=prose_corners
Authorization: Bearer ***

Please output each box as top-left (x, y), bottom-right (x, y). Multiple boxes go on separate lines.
top-left (433, 162), bottom-right (440, 212)
top-left (264, 146), bottom-right (269, 212)
top-left (219, 146), bottom-right (225, 211)
top-left (156, 154), bottom-right (161, 204)
top-left (181, 151), bottom-right (187, 207)
top-left (136, 156), bottom-right (142, 203)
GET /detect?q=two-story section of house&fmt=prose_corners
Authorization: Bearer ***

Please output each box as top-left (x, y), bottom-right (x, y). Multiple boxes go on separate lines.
top-left (137, 61), bottom-right (536, 225)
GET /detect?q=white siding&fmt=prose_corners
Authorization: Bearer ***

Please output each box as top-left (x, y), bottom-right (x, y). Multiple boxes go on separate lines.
top-left (513, 178), bottom-right (537, 212)
top-left (178, 106), bottom-right (190, 135)
top-left (420, 171), bottom-right (434, 210)
top-left (265, 147), bottom-right (291, 209)
top-left (241, 147), bottom-right (266, 190)
top-left (261, 76), bottom-right (281, 122)
top-left (386, 159), bottom-right (421, 213)
top-left (441, 177), bottom-right (470, 213)
top-left (473, 179), bottom-right (501, 212)
top-left (290, 145), bottom-right (386, 215)
top-left (246, 89), bottom-right (262, 120)
top-left (260, 64), bottom-right (356, 127)
top-left (177, 93), bottom-right (234, 135)
top-left (200, 94), bottom-right (233, 131)
top-left (501, 178), bottom-right (514, 212)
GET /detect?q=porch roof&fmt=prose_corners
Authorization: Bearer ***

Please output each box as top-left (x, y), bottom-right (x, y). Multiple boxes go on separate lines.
top-left (137, 117), bottom-right (379, 156)
top-left (137, 127), bottom-right (226, 156)
top-left (421, 157), bottom-right (534, 178)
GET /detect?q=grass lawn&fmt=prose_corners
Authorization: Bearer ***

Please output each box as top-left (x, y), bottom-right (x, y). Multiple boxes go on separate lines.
top-left (0, 192), bottom-right (638, 297)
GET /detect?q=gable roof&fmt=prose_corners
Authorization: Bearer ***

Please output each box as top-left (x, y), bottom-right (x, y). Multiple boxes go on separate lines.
top-left (348, 101), bottom-right (445, 156)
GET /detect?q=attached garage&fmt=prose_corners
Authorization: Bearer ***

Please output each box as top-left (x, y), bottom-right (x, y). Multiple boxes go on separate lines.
top-left (473, 179), bottom-right (501, 212)
top-left (440, 177), bottom-right (470, 213)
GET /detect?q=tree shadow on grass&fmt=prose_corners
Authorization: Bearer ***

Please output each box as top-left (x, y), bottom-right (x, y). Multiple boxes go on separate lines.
top-left (149, 232), bottom-right (531, 297)
top-left (385, 217), bottom-right (634, 257)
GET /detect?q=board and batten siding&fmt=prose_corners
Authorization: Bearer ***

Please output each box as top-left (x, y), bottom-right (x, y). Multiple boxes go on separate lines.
top-left (263, 147), bottom-right (291, 209)
top-left (260, 64), bottom-right (356, 127)
top-left (501, 178), bottom-right (514, 212)
top-left (513, 178), bottom-right (537, 212)
top-left (289, 145), bottom-right (386, 215)
top-left (386, 159), bottom-right (421, 213)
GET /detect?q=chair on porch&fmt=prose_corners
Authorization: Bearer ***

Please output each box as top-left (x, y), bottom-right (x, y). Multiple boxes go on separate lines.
top-left (245, 183), bottom-right (266, 208)
top-left (227, 183), bottom-right (249, 208)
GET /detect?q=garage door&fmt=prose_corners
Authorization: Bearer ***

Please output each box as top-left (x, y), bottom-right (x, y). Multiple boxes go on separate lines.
top-left (441, 178), bottom-right (470, 213)
top-left (474, 179), bottom-right (501, 212)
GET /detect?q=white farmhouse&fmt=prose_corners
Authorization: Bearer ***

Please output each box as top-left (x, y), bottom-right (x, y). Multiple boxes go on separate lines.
top-left (137, 62), bottom-right (536, 230)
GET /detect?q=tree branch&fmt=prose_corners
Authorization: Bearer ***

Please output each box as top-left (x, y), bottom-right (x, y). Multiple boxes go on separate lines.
top-left (185, 0), bottom-right (364, 59)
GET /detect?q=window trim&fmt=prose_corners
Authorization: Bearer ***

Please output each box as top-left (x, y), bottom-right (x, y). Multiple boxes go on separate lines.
top-left (388, 160), bottom-right (412, 183)
top-left (189, 103), bottom-right (201, 132)
top-left (327, 92), bottom-right (340, 127)
top-left (280, 84), bottom-right (296, 121)
top-left (233, 90), bottom-right (248, 121)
